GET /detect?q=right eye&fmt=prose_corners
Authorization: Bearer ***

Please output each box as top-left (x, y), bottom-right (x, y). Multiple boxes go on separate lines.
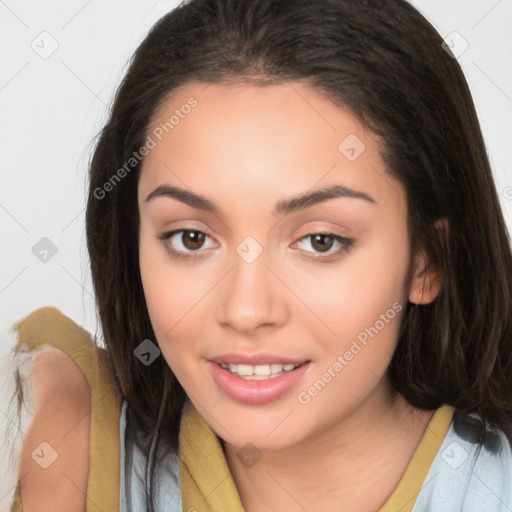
top-left (158, 229), bottom-right (216, 260)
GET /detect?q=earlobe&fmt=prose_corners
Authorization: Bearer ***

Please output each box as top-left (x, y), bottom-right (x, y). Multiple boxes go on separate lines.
top-left (408, 218), bottom-right (449, 305)
top-left (409, 272), bottom-right (440, 305)
top-left (408, 252), bottom-right (436, 305)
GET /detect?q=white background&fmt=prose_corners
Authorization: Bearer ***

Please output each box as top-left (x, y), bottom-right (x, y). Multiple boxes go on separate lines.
top-left (0, 0), bottom-right (511, 505)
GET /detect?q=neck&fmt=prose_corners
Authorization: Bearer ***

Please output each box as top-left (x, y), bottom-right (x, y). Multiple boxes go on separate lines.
top-left (222, 384), bottom-right (435, 512)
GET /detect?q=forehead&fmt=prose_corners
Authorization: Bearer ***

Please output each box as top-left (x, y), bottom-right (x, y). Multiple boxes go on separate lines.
top-left (146, 80), bottom-right (368, 152)
top-left (139, 80), bottom-right (405, 214)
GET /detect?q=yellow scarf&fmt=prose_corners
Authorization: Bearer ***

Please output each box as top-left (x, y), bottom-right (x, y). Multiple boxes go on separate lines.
top-left (179, 399), bottom-right (245, 511)
top-left (177, 397), bottom-right (454, 512)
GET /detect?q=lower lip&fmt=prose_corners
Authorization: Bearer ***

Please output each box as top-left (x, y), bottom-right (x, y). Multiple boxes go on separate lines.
top-left (209, 361), bottom-right (310, 405)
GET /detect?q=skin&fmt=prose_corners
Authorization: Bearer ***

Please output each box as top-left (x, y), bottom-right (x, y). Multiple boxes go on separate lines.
top-left (18, 347), bottom-right (90, 512)
top-left (138, 80), bottom-right (443, 512)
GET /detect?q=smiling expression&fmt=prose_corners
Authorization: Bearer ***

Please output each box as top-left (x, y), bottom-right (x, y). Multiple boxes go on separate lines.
top-left (137, 80), bottom-right (425, 451)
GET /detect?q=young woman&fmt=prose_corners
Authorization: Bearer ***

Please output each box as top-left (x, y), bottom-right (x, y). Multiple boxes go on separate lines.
top-left (7, 0), bottom-right (512, 510)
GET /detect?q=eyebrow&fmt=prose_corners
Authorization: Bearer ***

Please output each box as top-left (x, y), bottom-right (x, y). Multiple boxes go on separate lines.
top-left (145, 183), bottom-right (377, 216)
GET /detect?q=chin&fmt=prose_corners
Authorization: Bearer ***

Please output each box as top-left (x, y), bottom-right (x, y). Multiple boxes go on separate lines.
top-left (205, 403), bottom-right (309, 451)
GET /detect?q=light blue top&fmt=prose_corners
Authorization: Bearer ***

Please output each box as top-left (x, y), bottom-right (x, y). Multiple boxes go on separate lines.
top-left (118, 399), bottom-right (512, 511)
top-left (411, 413), bottom-right (512, 511)
top-left (119, 399), bottom-right (181, 512)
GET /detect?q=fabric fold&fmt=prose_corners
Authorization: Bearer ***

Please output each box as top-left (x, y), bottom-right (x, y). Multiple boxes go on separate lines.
top-left (179, 399), bottom-right (246, 512)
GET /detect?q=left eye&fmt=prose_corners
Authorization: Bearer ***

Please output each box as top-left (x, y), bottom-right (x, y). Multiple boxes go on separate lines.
top-left (294, 232), bottom-right (354, 257)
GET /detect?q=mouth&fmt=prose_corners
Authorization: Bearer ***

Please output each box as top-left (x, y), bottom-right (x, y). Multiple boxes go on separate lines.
top-left (209, 358), bottom-right (311, 405)
top-left (219, 362), bottom-right (302, 380)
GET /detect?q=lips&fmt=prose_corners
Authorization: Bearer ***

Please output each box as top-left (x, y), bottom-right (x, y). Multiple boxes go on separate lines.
top-left (208, 358), bottom-right (311, 405)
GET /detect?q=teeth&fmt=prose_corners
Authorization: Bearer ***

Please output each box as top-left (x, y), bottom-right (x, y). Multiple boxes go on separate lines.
top-left (219, 362), bottom-right (300, 379)
top-left (254, 364), bottom-right (271, 376)
top-left (237, 364), bottom-right (253, 376)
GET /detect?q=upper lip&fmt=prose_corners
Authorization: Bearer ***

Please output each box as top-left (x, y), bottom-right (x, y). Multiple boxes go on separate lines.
top-left (209, 353), bottom-right (309, 366)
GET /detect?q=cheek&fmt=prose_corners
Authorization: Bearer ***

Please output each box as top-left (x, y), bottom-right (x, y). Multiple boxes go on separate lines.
top-left (138, 226), bottom-right (202, 371)
top-left (139, 226), bottom-right (171, 328)
top-left (291, 230), bottom-right (409, 370)
top-left (308, 234), bottom-right (408, 323)
top-left (140, 223), bottom-right (195, 327)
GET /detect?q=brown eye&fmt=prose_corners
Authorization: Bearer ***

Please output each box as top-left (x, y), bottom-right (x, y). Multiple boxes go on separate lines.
top-left (158, 229), bottom-right (215, 260)
top-left (181, 230), bottom-right (205, 250)
top-left (294, 232), bottom-right (354, 259)
top-left (310, 234), bottom-right (335, 253)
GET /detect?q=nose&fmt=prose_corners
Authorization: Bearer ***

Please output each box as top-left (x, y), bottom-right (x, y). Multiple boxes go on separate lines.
top-left (215, 247), bottom-right (289, 336)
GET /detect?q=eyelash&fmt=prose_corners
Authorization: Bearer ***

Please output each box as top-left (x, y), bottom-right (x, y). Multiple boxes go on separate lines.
top-left (157, 229), bottom-right (355, 261)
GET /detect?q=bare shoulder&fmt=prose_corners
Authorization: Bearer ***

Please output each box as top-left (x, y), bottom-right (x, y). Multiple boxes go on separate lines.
top-left (17, 346), bottom-right (91, 512)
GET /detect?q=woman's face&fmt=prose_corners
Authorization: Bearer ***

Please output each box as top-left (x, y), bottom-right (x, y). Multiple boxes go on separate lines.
top-left (138, 80), bottom-right (423, 451)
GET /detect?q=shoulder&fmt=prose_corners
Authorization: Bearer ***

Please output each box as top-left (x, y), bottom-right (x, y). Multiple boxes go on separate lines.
top-left (454, 413), bottom-right (512, 508)
top-left (6, 306), bottom-right (121, 512)
top-left (413, 410), bottom-right (512, 511)
top-left (17, 345), bottom-right (91, 511)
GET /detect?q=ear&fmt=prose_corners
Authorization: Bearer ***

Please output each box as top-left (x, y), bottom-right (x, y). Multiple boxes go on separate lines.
top-left (408, 218), bottom-right (449, 305)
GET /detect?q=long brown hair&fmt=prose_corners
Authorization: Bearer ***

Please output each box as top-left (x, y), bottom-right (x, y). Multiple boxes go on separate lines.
top-left (84, 0), bottom-right (512, 509)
